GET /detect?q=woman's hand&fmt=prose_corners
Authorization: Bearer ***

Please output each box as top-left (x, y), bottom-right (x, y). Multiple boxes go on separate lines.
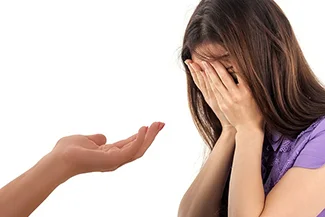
top-left (201, 60), bottom-right (264, 132)
top-left (51, 122), bottom-right (165, 179)
top-left (185, 59), bottom-right (234, 131)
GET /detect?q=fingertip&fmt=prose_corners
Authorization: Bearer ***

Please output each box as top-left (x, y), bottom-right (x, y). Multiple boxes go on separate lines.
top-left (138, 126), bottom-right (148, 134)
top-left (99, 134), bottom-right (107, 144)
top-left (185, 61), bottom-right (194, 73)
top-left (158, 122), bottom-right (165, 131)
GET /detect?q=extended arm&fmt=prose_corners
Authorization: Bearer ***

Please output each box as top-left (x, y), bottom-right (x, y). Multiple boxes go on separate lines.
top-left (0, 122), bottom-right (164, 217)
top-left (0, 153), bottom-right (69, 217)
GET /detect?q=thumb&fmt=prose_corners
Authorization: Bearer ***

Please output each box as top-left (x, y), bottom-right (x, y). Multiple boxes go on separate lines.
top-left (85, 134), bottom-right (107, 146)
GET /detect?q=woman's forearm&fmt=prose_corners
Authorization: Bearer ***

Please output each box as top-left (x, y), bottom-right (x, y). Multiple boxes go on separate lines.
top-left (0, 152), bottom-right (70, 217)
top-left (178, 129), bottom-right (236, 217)
top-left (228, 128), bottom-right (265, 217)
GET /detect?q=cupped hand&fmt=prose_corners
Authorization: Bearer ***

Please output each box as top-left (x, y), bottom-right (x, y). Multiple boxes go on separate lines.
top-left (201, 60), bottom-right (264, 131)
top-left (185, 59), bottom-right (234, 131)
top-left (50, 122), bottom-right (165, 178)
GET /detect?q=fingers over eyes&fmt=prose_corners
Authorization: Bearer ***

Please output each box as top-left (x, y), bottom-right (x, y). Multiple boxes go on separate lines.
top-left (205, 61), bottom-right (238, 92)
top-left (186, 60), bottom-right (208, 94)
top-left (202, 61), bottom-right (230, 98)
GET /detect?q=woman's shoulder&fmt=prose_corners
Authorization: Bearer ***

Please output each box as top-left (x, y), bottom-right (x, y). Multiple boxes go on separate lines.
top-left (295, 115), bottom-right (325, 141)
top-left (309, 115), bottom-right (325, 138)
top-left (293, 115), bottom-right (325, 169)
top-left (263, 116), bottom-right (325, 193)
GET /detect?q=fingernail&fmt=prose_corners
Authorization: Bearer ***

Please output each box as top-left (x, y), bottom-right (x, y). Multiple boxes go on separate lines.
top-left (158, 122), bottom-right (165, 131)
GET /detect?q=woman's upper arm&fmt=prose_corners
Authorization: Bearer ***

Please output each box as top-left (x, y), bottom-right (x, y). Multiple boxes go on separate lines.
top-left (261, 166), bottom-right (325, 217)
top-left (261, 126), bottom-right (325, 217)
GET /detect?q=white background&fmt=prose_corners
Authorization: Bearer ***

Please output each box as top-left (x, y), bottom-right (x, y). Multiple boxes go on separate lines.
top-left (0, 0), bottom-right (324, 216)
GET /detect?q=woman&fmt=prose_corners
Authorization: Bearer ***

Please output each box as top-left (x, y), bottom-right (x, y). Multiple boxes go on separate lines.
top-left (0, 122), bottom-right (165, 217)
top-left (178, 0), bottom-right (325, 217)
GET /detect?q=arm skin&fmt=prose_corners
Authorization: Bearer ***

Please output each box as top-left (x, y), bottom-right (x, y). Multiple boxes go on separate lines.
top-left (0, 153), bottom-right (70, 217)
top-left (0, 122), bottom-right (164, 217)
top-left (228, 127), bottom-right (265, 217)
top-left (178, 129), bottom-right (236, 217)
top-left (228, 127), bottom-right (325, 217)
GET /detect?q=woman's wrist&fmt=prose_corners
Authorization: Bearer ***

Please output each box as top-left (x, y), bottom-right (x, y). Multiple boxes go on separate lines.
top-left (235, 126), bottom-right (265, 151)
top-left (221, 126), bottom-right (237, 136)
top-left (235, 125), bottom-right (264, 137)
top-left (216, 128), bottom-right (237, 150)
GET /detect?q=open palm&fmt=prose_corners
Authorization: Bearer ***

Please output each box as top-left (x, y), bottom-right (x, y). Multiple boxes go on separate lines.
top-left (52, 121), bottom-right (165, 177)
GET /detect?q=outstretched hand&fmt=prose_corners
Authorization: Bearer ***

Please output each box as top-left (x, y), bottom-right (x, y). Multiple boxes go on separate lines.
top-left (0, 122), bottom-right (165, 217)
top-left (51, 122), bottom-right (165, 178)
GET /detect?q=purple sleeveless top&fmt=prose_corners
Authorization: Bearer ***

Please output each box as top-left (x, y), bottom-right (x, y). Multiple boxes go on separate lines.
top-left (262, 116), bottom-right (325, 216)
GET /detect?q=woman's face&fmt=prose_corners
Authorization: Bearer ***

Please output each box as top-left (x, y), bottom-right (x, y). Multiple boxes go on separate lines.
top-left (191, 43), bottom-right (238, 76)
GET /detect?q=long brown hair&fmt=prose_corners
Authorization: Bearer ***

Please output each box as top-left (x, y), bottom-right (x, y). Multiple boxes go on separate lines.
top-left (181, 0), bottom-right (325, 215)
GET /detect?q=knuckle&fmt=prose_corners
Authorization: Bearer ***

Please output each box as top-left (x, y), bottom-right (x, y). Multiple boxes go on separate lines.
top-left (231, 94), bottom-right (240, 103)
